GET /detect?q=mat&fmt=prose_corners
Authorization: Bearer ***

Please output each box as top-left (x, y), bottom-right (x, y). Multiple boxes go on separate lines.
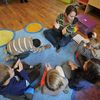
top-left (0, 29), bottom-right (14, 47)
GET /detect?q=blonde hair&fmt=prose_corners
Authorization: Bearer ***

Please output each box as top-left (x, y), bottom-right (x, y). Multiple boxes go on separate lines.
top-left (45, 69), bottom-right (64, 91)
top-left (0, 64), bottom-right (10, 85)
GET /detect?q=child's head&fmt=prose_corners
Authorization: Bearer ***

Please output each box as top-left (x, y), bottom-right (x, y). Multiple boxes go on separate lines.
top-left (65, 5), bottom-right (77, 23)
top-left (83, 59), bottom-right (100, 84)
top-left (45, 69), bottom-right (65, 91)
top-left (32, 39), bottom-right (41, 47)
top-left (0, 64), bottom-right (14, 86)
top-left (87, 32), bottom-right (97, 39)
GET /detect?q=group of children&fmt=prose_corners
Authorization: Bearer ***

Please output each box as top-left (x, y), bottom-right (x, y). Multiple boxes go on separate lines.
top-left (0, 4), bottom-right (100, 100)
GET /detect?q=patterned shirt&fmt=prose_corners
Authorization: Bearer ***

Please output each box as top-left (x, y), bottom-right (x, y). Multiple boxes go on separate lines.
top-left (56, 13), bottom-right (76, 36)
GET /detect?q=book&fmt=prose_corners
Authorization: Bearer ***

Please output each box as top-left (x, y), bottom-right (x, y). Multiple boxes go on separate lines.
top-left (72, 34), bottom-right (89, 44)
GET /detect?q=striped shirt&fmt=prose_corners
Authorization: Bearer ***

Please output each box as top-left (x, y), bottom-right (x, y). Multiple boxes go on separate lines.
top-left (6, 37), bottom-right (45, 55)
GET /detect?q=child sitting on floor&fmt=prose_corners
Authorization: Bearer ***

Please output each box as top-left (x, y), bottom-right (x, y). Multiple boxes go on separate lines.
top-left (75, 32), bottom-right (100, 66)
top-left (40, 64), bottom-right (69, 95)
top-left (5, 36), bottom-right (51, 61)
top-left (0, 59), bottom-right (41, 96)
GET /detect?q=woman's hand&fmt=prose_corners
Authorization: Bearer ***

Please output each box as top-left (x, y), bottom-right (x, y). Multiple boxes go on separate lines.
top-left (54, 22), bottom-right (60, 29)
top-left (62, 27), bottom-right (66, 35)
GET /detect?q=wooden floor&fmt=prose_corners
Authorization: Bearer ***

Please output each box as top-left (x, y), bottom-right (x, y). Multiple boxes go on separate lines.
top-left (0, 0), bottom-right (100, 41)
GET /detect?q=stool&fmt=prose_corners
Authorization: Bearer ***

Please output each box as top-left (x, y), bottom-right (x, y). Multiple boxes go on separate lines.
top-left (77, 14), bottom-right (96, 34)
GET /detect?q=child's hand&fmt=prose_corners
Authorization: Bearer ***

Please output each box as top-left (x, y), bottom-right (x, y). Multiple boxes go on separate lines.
top-left (83, 39), bottom-right (90, 44)
top-left (44, 44), bottom-right (51, 49)
top-left (17, 61), bottom-right (23, 72)
top-left (45, 64), bottom-right (52, 71)
top-left (13, 59), bottom-right (21, 69)
top-left (8, 67), bottom-right (15, 78)
top-left (68, 61), bottom-right (77, 70)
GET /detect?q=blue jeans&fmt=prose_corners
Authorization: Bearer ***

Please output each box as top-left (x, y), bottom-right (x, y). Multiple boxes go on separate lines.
top-left (43, 29), bottom-right (72, 48)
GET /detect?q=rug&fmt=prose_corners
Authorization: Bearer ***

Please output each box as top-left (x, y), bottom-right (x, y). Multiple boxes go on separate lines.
top-left (0, 29), bottom-right (14, 47)
top-left (0, 24), bottom-right (78, 100)
top-left (25, 23), bottom-right (43, 33)
top-left (0, 27), bottom-right (78, 66)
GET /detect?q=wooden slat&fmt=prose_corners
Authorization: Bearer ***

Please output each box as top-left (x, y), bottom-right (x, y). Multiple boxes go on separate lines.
top-left (0, 0), bottom-right (100, 41)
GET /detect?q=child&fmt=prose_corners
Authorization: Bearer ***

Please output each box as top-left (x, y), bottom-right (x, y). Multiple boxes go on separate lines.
top-left (5, 36), bottom-right (51, 61)
top-left (0, 59), bottom-right (40, 96)
top-left (20, 0), bottom-right (28, 3)
top-left (41, 64), bottom-right (69, 95)
top-left (75, 32), bottom-right (100, 66)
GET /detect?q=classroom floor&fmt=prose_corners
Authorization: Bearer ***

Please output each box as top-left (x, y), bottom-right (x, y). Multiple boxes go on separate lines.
top-left (0, 0), bottom-right (100, 41)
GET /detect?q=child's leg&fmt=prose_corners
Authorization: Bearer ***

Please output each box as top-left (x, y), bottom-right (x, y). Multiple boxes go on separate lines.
top-left (5, 55), bottom-right (17, 61)
top-left (22, 62), bottom-right (41, 83)
top-left (28, 69), bottom-right (40, 83)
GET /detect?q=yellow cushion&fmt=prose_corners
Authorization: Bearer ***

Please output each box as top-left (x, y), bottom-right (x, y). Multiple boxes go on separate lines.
top-left (26, 23), bottom-right (43, 33)
top-left (0, 30), bottom-right (14, 47)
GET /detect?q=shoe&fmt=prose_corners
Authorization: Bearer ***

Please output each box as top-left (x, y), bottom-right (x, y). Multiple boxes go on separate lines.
top-left (56, 45), bottom-right (61, 53)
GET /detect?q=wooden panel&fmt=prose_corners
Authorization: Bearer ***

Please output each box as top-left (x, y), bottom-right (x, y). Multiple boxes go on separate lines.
top-left (77, 0), bottom-right (88, 5)
top-left (0, 0), bottom-right (100, 42)
top-left (88, 0), bottom-right (100, 9)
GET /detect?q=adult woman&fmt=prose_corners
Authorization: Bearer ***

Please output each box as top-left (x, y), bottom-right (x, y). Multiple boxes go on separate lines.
top-left (44, 5), bottom-right (78, 52)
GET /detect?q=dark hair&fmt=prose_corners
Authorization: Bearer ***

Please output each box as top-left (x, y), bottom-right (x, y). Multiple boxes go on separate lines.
top-left (65, 5), bottom-right (77, 16)
top-left (69, 58), bottom-right (100, 90)
top-left (87, 32), bottom-right (94, 39)
top-left (72, 17), bottom-right (78, 25)
top-left (84, 59), bottom-right (100, 83)
top-left (32, 39), bottom-right (41, 47)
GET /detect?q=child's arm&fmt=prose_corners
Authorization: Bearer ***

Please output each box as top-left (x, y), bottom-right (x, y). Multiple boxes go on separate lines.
top-left (13, 59), bottom-right (30, 82)
top-left (9, 76), bottom-right (30, 95)
top-left (31, 44), bottom-right (51, 53)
